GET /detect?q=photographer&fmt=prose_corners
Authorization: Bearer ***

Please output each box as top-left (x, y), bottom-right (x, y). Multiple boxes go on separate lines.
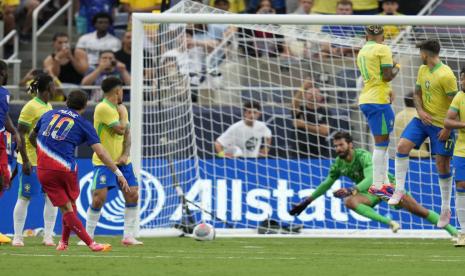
top-left (81, 50), bottom-right (130, 101)
top-left (43, 33), bottom-right (89, 85)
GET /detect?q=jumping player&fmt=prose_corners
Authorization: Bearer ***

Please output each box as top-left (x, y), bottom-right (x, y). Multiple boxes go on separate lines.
top-left (12, 74), bottom-right (58, 247)
top-left (30, 90), bottom-right (129, 252)
top-left (289, 132), bottom-right (458, 237)
top-left (356, 25), bottom-right (399, 194)
top-left (81, 77), bottom-right (142, 246)
top-left (444, 68), bottom-right (465, 246)
top-left (389, 40), bottom-right (457, 229)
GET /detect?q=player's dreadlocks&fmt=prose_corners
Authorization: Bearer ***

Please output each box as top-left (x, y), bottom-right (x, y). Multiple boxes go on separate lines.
top-left (27, 73), bottom-right (53, 95)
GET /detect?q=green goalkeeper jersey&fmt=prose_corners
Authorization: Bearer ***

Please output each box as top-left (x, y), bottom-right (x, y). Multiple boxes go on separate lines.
top-left (311, 148), bottom-right (394, 199)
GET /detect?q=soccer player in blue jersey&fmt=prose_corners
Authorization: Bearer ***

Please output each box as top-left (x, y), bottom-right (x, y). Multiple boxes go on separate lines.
top-left (30, 90), bottom-right (129, 252)
top-left (0, 60), bottom-right (21, 244)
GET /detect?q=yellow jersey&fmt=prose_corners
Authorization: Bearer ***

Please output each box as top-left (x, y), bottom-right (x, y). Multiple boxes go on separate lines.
top-left (357, 41), bottom-right (393, 105)
top-left (449, 91), bottom-right (465, 158)
top-left (416, 62), bottom-right (458, 128)
top-left (92, 99), bottom-right (130, 166)
top-left (352, 0), bottom-right (378, 11)
top-left (312, 0), bottom-right (338, 14)
top-left (120, 0), bottom-right (161, 10)
top-left (209, 0), bottom-right (245, 13)
top-left (17, 97), bottom-right (53, 166)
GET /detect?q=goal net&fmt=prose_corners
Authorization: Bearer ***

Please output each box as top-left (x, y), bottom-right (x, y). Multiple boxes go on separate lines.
top-left (131, 0), bottom-right (465, 237)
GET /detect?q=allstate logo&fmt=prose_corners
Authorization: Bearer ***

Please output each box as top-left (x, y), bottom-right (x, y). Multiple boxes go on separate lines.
top-left (76, 170), bottom-right (166, 231)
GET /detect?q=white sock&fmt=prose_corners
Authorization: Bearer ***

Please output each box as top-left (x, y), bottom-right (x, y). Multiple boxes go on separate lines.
top-left (456, 191), bottom-right (465, 234)
top-left (124, 206), bottom-right (138, 239)
top-left (394, 154), bottom-right (409, 192)
top-left (384, 151), bottom-right (391, 184)
top-left (85, 208), bottom-right (102, 238)
top-left (372, 148), bottom-right (388, 189)
top-left (13, 198), bottom-right (30, 239)
top-left (43, 196), bottom-right (58, 239)
top-left (439, 174), bottom-right (452, 211)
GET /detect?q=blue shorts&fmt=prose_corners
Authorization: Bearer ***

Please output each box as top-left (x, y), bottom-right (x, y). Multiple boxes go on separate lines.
top-left (360, 104), bottom-right (394, 136)
top-left (92, 163), bottom-right (138, 190)
top-left (401, 117), bottom-right (455, 156)
top-left (18, 164), bottom-right (41, 198)
top-left (453, 156), bottom-right (465, 181)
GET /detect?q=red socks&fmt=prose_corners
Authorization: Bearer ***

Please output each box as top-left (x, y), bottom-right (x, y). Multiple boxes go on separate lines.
top-left (62, 211), bottom-right (93, 246)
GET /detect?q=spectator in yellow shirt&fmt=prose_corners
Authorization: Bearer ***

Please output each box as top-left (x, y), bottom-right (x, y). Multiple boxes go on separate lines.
top-left (352, 0), bottom-right (379, 15)
top-left (312, 0), bottom-right (337, 14)
top-left (120, 0), bottom-right (162, 13)
top-left (394, 93), bottom-right (430, 158)
top-left (209, 0), bottom-right (246, 13)
top-left (379, 0), bottom-right (403, 40)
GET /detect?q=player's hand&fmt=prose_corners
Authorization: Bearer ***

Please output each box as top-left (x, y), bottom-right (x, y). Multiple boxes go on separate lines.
top-left (289, 196), bottom-right (312, 216)
top-left (118, 175), bottom-right (130, 193)
top-left (22, 160), bottom-right (32, 176)
top-left (389, 91), bottom-right (395, 103)
top-left (438, 128), bottom-right (451, 141)
top-left (418, 110), bottom-right (433, 125)
top-left (116, 154), bottom-right (129, 165)
top-left (13, 131), bottom-right (22, 150)
top-left (333, 187), bottom-right (357, 198)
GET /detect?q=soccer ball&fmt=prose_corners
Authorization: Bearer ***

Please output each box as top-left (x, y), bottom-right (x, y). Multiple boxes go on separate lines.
top-left (192, 223), bottom-right (215, 241)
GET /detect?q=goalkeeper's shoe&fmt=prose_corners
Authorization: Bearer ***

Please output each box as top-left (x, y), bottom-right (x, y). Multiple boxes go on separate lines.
top-left (12, 237), bottom-right (24, 247)
top-left (122, 237), bottom-right (144, 246)
top-left (0, 233), bottom-right (11, 244)
top-left (56, 241), bottom-right (68, 251)
top-left (437, 209), bottom-right (451, 228)
top-left (368, 184), bottom-right (395, 202)
top-left (389, 221), bottom-right (400, 233)
top-left (42, 236), bottom-right (56, 247)
top-left (387, 189), bottom-right (405, 206)
top-left (454, 234), bottom-right (465, 247)
top-left (89, 242), bottom-right (112, 252)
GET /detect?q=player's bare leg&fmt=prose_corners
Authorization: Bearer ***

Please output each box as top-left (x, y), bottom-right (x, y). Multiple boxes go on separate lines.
top-left (77, 188), bottom-right (108, 246)
top-left (436, 155), bottom-right (452, 228)
top-left (389, 138), bottom-right (416, 205)
top-left (397, 194), bottom-right (458, 237)
top-left (121, 186), bottom-right (142, 246)
top-left (344, 194), bottom-right (399, 232)
top-left (454, 180), bottom-right (465, 247)
top-left (58, 200), bottom-right (111, 252)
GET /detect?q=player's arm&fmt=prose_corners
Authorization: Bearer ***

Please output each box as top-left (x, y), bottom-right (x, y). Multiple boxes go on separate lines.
top-left (116, 127), bottom-right (131, 165)
top-left (381, 64), bottom-right (399, 82)
top-left (445, 96), bottom-right (465, 129)
top-left (289, 165), bottom-right (339, 216)
top-left (414, 82), bottom-right (433, 125)
top-left (91, 143), bottom-right (130, 193)
top-left (17, 123), bottom-right (31, 175)
top-left (380, 46), bottom-right (398, 82)
top-left (110, 104), bottom-right (129, 135)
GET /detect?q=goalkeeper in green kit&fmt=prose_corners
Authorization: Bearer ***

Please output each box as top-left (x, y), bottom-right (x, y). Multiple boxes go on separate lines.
top-left (289, 132), bottom-right (458, 236)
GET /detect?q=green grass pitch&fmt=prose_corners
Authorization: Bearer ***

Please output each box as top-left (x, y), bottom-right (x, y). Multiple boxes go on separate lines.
top-left (1, 237), bottom-right (465, 276)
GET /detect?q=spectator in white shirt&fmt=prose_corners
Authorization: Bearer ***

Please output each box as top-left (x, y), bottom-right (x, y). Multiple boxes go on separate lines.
top-left (215, 101), bottom-right (272, 158)
top-left (76, 12), bottom-right (121, 66)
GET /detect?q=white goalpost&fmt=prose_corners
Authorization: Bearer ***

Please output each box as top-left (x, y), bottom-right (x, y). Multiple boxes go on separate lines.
top-left (130, 0), bottom-right (465, 237)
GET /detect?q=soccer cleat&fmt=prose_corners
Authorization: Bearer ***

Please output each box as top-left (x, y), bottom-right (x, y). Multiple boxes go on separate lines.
top-left (121, 237), bottom-right (144, 246)
top-left (0, 233), bottom-right (11, 244)
top-left (42, 236), bottom-right (56, 247)
top-left (388, 190), bottom-right (405, 206)
top-left (369, 184), bottom-right (395, 202)
top-left (437, 209), bottom-right (451, 228)
top-left (389, 220), bottom-right (400, 233)
top-left (454, 234), bottom-right (465, 247)
top-left (12, 237), bottom-right (24, 247)
top-left (89, 242), bottom-right (112, 252)
top-left (77, 240), bottom-right (87, 246)
top-left (56, 241), bottom-right (68, 251)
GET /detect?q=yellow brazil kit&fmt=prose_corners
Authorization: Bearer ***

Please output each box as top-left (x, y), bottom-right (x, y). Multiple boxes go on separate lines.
top-left (92, 99), bottom-right (130, 166)
top-left (357, 41), bottom-right (393, 105)
top-left (17, 97), bottom-right (53, 166)
top-left (449, 91), bottom-right (465, 158)
top-left (416, 62), bottom-right (458, 128)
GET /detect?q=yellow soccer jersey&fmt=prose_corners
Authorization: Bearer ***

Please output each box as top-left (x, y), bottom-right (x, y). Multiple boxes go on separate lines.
top-left (357, 41), bottom-right (393, 105)
top-left (449, 91), bottom-right (465, 157)
top-left (416, 62), bottom-right (458, 128)
top-left (92, 99), bottom-right (130, 166)
top-left (17, 97), bottom-right (53, 166)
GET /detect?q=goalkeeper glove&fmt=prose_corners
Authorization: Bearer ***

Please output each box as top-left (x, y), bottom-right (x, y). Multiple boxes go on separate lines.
top-left (333, 186), bottom-right (357, 198)
top-left (289, 196), bottom-right (313, 216)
